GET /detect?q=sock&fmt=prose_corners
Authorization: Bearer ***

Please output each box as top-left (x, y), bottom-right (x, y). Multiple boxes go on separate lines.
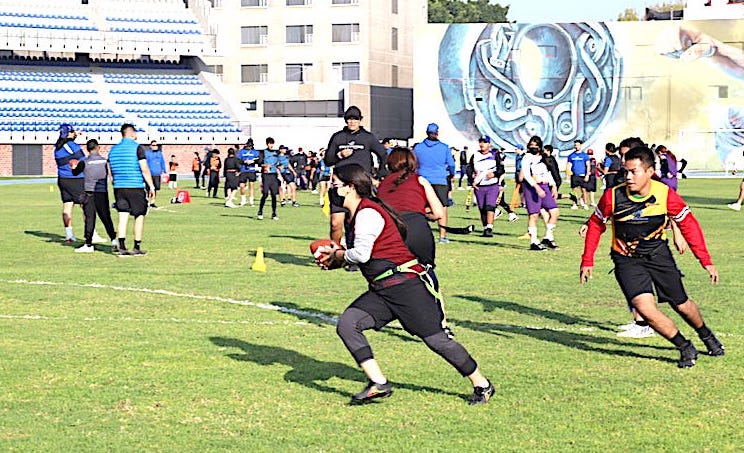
top-left (695, 324), bottom-right (712, 339)
top-left (527, 226), bottom-right (538, 244)
top-left (545, 223), bottom-right (556, 241)
top-left (241, 195), bottom-right (246, 204)
top-left (134, 240), bottom-right (142, 250)
top-left (118, 238), bottom-right (126, 250)
top-left (65, 226), bottom-right (74, 239)
top-left (636, 320), bottom-right (648, 327)
top-left (249, 196), bottom-right (254, 204)
top-left (670, 331), bottom-right (688, 349)
top-left (486, 223), bottom-right (493, 229)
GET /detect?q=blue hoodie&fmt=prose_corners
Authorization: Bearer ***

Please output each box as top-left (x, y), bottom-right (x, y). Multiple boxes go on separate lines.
top-left (413, 138), bottom-right (455, 186)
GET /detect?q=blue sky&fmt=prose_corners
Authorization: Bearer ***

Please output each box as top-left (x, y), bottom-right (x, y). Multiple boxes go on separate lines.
top-left (505, 0), bottom-right (663, 23)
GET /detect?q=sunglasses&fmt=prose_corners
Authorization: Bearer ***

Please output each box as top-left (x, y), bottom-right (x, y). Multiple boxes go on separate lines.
top-left (344, 116), bottom-right (361, 121)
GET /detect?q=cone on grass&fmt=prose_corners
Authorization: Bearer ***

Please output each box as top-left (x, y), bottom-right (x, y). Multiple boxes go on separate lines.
top-left (49, 185), bottom-right (54, 192)
top-left (322, 192), bottom-right (330, 218)
top-left (251, 247), bottom-right (266, 272)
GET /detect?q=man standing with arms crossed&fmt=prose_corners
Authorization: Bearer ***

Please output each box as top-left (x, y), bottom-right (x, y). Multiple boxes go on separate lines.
top-left (323, 106), bottom-right (387, 250)
top-left (108, 124), bottom-right (156, 256)
top-left (413, 123), bottom-right (456, 243)
top-left (237, 138), bottom-right (261, 207)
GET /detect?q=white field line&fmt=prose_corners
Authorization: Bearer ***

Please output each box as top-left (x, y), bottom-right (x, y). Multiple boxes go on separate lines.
top-left (0, 279), bottom-right (739, 337)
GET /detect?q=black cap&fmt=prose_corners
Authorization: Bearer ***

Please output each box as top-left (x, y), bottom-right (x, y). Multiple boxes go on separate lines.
top-left (343, 106), bottom-right (362, 120)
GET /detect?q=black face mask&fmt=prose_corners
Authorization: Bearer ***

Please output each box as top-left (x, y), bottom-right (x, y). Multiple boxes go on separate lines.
top-left (328, 187), bottom-right (345, 207)
top-left (528, 146), bottom-right (540, 154)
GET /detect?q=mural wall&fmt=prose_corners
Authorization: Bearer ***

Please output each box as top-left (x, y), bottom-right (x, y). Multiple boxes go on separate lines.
top-left (415, 20), bottom-right (744, 170)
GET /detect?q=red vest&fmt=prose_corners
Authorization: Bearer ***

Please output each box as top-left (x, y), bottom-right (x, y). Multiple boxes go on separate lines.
top-left (377, 171), bottom-right (427, 215)
top-left (353, 198), bottom-right (415, 266)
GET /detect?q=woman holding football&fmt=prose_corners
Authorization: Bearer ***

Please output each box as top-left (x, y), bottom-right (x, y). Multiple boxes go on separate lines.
top-left (317, 164), bottom-right (493, 406)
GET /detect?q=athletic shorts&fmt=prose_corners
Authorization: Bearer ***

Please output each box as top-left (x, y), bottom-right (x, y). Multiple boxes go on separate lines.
top-left (58, 177), bottom-right (85, 204)
top-left (431, 184), bottom-right (451, 207)
top-left (611, 245), bottom-right (688, 306)
top-left (239, 172), bottom-right (257, 184)
top-left (281, 172), bottom-right (295, 184)
top-left (570, 174), bottom-right (587, 189)
top-left (320, 175), bottom-right (331, 182)
top-left (523, 183), bottom-right (558, 215)
top-left (168, 172), bottom-right (177, 182)
top-left (149, 175), bottom-right (161, 191)
top-left (261, 173), bottom-right (280, 195)
top-left (350, 277), bottom-right (444, 339)
top-left (585, 176), bottom-right (597, 193)
top-left (474, 184), bottom-right (501, 211)
top-left (114, 188), bottom-right (148, 217)
top-left (225, 172), bottom-right (239, 190)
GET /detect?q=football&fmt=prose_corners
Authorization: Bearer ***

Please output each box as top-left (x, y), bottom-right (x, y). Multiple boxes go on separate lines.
top-left (68, 159), bottom-right (79, 169)
top-left (310, 239), bottom-right (344, 269)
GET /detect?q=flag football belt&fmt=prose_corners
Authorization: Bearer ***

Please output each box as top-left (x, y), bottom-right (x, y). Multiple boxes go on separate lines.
top-left (373, 259), bottom-right (442, 300)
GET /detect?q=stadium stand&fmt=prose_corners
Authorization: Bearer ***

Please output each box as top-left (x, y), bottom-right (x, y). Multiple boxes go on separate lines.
top-left (0, 0), bottom-right (248, 157)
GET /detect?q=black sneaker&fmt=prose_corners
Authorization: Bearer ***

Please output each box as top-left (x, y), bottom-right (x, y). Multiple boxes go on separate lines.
top-left (350, 380), bottom-right (393, 404)
top-left (292, 201), bottom-right (300, 207)
top-left (468, 380), bottom-right (494, 405)
top-left (677, 341), bottom-right (699, 368)
top-left (530, 243), bottom-right (547, 251)
top-left (117, 248), bottom-right (132, 257)
top-left (131, 249), bottom-right (147, 256)
top-left (701, 334), bottom-right (725, 356)
top-left (345, 264), bottom-right (360, 272)
top-left (280, 200), bottom-right (286, 207)
top-left (541, 238), bottom-right (559, 250)
top-left (482, 227), bottom-right (493, 237)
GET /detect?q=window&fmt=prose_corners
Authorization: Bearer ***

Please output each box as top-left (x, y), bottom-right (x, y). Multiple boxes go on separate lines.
top-left (332, 0), bottom-right (358, 4)
top-left (711, 85), bottom-right (729, 99)
top-left (264, 100), bottom-right (342, 117)
top-left (241, 0), bottom-right (267, 6)
top-left (286, 25), bottom-right (313, 44)
top-left (332, 62), bottom-right (360, 81)
top-left (241, 64), bottom-right (268, 83)
top-left (243, 101), bottom-right (257, 111)
top-left (392, 0), bottom-right (398, 14)
top-left (241, 26), bottom-right (268, 45)
top-left (391, 27), bottom-right (398, 51)
top-left (211, 64), bottom-right (223, 75)
top-left (391, 65), bottom-right (398, 87)
top-left (286, 63), bottom-right (312, 82)
top-left (622, 86), bottom-right (642, 101)
top-left (332, 24), bottom-right (360, 43)
top-left (287, 0), bottom-right (311, 5)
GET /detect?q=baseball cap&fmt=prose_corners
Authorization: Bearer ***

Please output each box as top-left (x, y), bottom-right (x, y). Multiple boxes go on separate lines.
top-left (587, 148), bottom-right (594, 155)
top-left (58, 123), bottom-right (75, 138)
top-left (478, 135), bottom-right (491, 143)
top-left (343, 106), bottom-right (362, 120)
top-left (516, 144), bottom-right (525, 150)
top-left (426, 123), bottom-right (439, 134)
top-left (246, 138), bottom-right (254, 147)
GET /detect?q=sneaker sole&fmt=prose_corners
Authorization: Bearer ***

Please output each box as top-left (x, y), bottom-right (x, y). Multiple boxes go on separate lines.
top-left (350, 390), bottom-right (393, 405)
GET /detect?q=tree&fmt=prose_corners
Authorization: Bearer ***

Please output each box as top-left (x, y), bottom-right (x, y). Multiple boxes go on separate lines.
top-left (617, 1), bottom-right (686, 21)
top-left (428, 0), bottom-right (509, 23)
top-left (617, 8), bottom-right (640, 21)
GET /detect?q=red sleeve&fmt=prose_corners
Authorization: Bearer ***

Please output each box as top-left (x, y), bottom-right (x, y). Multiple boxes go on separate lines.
top-left (580, 189), bottom-right (612, 267)
top-left (667, 189), bottom-right (713, 267)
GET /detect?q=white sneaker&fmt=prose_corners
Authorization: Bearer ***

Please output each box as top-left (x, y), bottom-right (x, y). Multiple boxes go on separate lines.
top-left (494, 209), bottom-right (503, 220)
top-left (457, 187), bottom-right (465, 191)
top-left (570, 205), bottom-right (579, 210)
top-left (617, 321), bottom-right (637, 331)
top-left (727, 203), bottom-right (741, 212)
top-left (225, 201), bottom-right (238, 208)
top-left (91, 233), bottom-right (107, 244)
top-left (75, 244), bottom-right (95, 253)
top-left (508, 212), bottom-right (519, 222)
top-left (617, 324), bottom-right (655, 338)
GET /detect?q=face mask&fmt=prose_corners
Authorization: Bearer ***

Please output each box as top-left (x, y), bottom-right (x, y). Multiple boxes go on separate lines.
top-left (328, 187), bottom-right (345, 207)
top-left (528, 147), bottom-right (540, 154)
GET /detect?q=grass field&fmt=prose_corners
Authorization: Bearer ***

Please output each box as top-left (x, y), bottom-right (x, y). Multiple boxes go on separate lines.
top-left (1, 179), bottom-right (742, 452)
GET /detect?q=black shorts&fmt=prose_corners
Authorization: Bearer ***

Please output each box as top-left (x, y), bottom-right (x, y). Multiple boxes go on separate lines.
top-left (114, 188), bottom-right (149, 217)
top-left (611, 245), bottom-right (688, 306)
top-left (585, 176), bottom-right (597, 192)
top-left (225, 172), bottom-right (239, 190)
top-left (58, 177), bottom-right (85, 204)
top-left (239, 172), bottom-right (257, 184)
top-left (570, 174), bottom-right (587, 189)
top-left (149, 175), bottom-right (161, 191)
top-left (168, 173), bottom-right (177, 182)
top-left (431, 184), bottom-right (451, 207)
top-left (350, 277), bottom-right (444, 339)
top-left (261, 173), bottom-right (280, 195)
top-left (320, 175), bottom-right (331, 182)
top-left (281, 172), bottom-right (295, 184)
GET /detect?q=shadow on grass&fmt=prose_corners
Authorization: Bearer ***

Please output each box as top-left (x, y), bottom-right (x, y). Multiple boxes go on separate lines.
top-left (449, 318), bottom-right (675, 364)
top-left (457, 295), bottom-right (615, 332)
top-left (23, 230), bottom-right (106, 250)
top-left (269, 234), bottom-right (319, 242)
top-left (210, 337), bottom-right (468, 400)
top-left (270, 301), bottom-right (418, 344)
top-left (264, 251), bottom-right (314, 267)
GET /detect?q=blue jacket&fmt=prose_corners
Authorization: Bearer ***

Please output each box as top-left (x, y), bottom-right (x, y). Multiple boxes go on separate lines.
top-left (54, 140), bottom-right (85, 179)
top-left (145, 148), bottom-right (166, 175)
top-left (413, 138), bottom-right (455, 185)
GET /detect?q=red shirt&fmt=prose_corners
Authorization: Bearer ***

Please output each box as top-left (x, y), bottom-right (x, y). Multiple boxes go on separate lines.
top-left (377, 171), bottom-right (427, 215)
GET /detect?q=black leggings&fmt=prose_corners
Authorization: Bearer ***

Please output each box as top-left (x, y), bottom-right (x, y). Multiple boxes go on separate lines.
top-left (193, 170), bottom-right (201, 187)
top-left (82, 191), bottom-right (116, 245)
top-left (336, 278), bottom-right (477, 377)
top-left (208, 172), bottom-right (220, 197)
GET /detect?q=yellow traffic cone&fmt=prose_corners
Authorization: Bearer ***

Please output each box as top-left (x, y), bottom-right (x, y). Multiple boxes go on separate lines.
top-left (321, 192), bottom-right (330, 218)
top-left (49, 185), bottom-right (54, 192)
top-left (251, 247), bottom-right (267, 272)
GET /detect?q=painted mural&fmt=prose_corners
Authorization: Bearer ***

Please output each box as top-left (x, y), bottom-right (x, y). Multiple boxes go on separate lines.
top-left (417, 20), bottom-right (744, 170)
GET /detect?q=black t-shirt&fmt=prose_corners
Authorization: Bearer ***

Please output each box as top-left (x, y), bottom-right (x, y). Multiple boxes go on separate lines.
top-left (324, 126), bottom-right (386, 174)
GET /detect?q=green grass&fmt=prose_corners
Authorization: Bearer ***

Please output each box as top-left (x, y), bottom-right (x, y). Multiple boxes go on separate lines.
top-left (1, 180), bottom-right (742, 452)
